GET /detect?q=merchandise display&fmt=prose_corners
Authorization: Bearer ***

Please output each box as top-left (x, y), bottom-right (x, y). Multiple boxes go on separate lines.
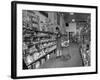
top-left (61, 40), bottom-right (69, 47)
top-left (78, 19), bottom-right (90, 66)
top-left (80, 43), bottom-right (90, 66)
top-left (23, 10), bottom-right (57, 69)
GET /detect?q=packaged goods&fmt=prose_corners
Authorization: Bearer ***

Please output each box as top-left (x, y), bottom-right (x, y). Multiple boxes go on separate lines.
top-left (34, 52), bottom-right (40, 60)
top-left (46, 54), bottom-right (50, 60)
top-left (41, 58), bottom-right (45, 64)
top-left (35, 61), bottom-right (40, 68)
top-left (26, 55), bottom-right (33, 64)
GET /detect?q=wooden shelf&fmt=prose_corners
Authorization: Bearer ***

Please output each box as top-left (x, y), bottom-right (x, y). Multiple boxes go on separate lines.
top-left (23, 27), bottom-right (68, 37)
top-left (29, 43), bottom-right (56, 55)
top-left (27, 47), bottom-right (56, 66)
top-left (31, 39), bottom-right (56, 45)
top-left (23, 27), bottom-right (57, 35)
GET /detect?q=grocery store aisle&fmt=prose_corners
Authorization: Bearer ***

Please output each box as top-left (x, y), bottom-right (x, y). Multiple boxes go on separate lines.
top-left (40, 43), bottom-right (83, 68)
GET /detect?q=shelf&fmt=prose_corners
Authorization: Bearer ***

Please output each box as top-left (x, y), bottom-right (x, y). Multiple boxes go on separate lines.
top-left (23, 27), bottom-right (57, 35)
top-left (29, 43), bottom-right (56, 55)
top-left (23, 39), bottom-right (56, 50)
top-left (79, 43), bottom-right (90, 66)
top-left (27, 46), bottom-right (56, 66)
top-left (32, 39), bottom-right (56, 45)
top-left (23, 27), bottom-right (68, 38)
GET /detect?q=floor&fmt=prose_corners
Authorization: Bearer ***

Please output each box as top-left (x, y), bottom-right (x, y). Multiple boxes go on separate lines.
top-left (39, 43), bottom-right (83, 69)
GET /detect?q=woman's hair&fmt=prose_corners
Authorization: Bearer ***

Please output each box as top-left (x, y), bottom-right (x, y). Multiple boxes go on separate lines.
top-left (56, 27), bottom-right (59, 30)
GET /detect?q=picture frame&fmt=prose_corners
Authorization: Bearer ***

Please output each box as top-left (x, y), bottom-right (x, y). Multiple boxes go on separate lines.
top-left (11, 1), bottom-right (98, 79)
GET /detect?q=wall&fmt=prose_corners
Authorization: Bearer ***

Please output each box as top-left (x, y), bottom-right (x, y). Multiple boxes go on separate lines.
top-left (48, 12), bottom-right (57, 32)
top-left (35, 11), bottom-right (48, 31)
top-left (0, 0), bottom-right (99, 80)
top-left (66, 22), bottom-right (77, 35)
top-left (59, 14), bottom-right (66, 34)
top-left (35, 11), bottom-right (47, 23)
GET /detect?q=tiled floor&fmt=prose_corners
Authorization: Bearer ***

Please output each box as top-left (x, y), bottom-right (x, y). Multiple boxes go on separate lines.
top-left (40, 43), bottom-right (83, 69)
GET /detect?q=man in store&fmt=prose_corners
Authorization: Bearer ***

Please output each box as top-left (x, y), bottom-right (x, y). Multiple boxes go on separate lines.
top-left (56, 27), bottom-right (62, 58)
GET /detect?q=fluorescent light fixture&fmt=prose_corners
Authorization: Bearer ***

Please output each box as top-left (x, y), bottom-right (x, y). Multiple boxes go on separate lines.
top-left (72, 19), bottom-right (75, 22)
top-left (70, 12), bottom-right (74, 15)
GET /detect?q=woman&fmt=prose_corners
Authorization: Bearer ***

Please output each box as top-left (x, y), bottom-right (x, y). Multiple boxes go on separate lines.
top-left (56, 27), bottom-right (62, 57)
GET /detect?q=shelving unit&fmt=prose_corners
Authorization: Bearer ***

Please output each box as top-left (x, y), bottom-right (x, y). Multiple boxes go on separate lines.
top-left (27, 45), bottom-right (56, 66)
top-left (78, 20), bottom-right (91, 66)
top-left (23, 10), bottom-right (57, 69)
top-left (23, 30), bottom-right (57, 69)
top-left (80, 43), bottom-right (90, 66)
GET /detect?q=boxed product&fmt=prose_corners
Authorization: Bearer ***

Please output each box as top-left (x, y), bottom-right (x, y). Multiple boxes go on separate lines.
top-left (34, 52), bottom-right (40, 60)
top-left (31, 63), bottom-right (35, 69)
top-left (41, 58), bottom-right (45, 65)
top-left (35, 61), bottom-right (40, 69)
top-left (26, 55), bottom-right (33, 65)
top-left (29, 45), bottom-right (37, 53)
top-left (46, 54), bottom-right (50, 60)
top-left (28, 65), bottom-right (32, 69)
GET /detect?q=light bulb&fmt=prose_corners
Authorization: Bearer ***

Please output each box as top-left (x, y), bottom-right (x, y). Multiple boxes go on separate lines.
top-left (72, 19), bottom-right (75, 22)
top-left (70, 12), bottom-right (74, 15)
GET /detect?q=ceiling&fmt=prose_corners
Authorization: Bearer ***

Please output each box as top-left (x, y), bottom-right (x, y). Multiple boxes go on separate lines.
top-left (63, 12), bottom-right (91, 23)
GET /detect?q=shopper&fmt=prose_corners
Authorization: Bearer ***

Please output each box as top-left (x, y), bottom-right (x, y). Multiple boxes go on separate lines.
top-left (56, 27), bottom-right (62, 58)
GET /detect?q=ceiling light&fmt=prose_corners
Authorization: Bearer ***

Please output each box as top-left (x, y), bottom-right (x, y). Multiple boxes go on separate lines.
top-left (70, 12), bottom-right (74, 15)
top-left (72, 19), bottom-right (75, 22)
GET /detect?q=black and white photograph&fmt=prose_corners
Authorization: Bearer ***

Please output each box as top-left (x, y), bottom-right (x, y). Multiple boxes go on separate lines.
top-left (22, 10), bottom-right (91, 69)
top-left (11, 1), bottom-right (97, 79)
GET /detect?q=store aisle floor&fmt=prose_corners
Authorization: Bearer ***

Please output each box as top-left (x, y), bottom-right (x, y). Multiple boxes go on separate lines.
top-left (40, 43), bottom-right (83, 69)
